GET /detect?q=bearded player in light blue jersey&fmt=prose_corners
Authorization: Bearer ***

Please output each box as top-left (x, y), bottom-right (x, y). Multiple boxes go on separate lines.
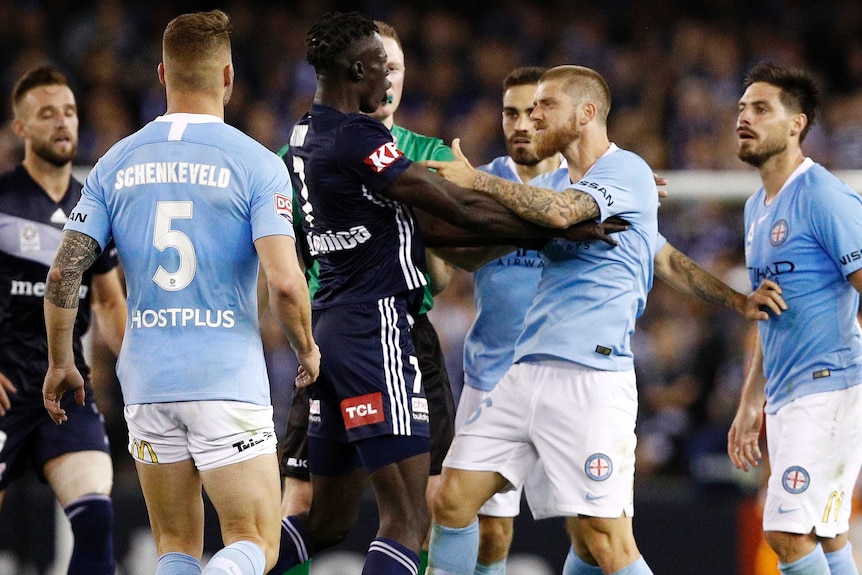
top-left (424, 64), bottom-right (660, 575)
top-left (41, 10), bottom-right (319, 575)
top-left (423, 64), bottom-right (789, 575)
top-left (728, 63), bottom-right (862, 575)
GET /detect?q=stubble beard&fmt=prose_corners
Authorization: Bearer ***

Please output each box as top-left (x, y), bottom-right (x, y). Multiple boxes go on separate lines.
top-left (507, 141), bottom-right (541, 167)
top-left (738, 134), bottom-right (788, 168)
top-left (33, 138), bottom-right (77, 168)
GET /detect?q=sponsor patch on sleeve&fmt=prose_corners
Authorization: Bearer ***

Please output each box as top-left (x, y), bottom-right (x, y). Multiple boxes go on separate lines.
top-left (364, 142), bottom-right (403, 173)
top-left (275, 192), bottom-right (293, 223)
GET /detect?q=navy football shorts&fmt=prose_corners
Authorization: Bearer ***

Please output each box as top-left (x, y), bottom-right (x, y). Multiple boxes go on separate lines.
top-left (307, 296), bottom-right (429, 473)
top-left (0, 381), bottom-right (110, 490)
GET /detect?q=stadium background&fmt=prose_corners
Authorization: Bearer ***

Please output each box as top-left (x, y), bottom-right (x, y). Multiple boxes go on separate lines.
top-left (1, 0), bottom-right (862, 573)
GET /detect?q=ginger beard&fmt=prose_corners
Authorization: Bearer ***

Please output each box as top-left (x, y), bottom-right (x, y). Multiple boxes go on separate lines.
top-left (32, 130), bottom-right (77, 167)
top-left (533, 109), bottom-right (579, 161)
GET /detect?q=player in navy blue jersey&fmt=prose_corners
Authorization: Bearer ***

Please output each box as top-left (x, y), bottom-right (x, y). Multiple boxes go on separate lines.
top-left (273, 12), bottom-right (635, 575)
top-left (41, 10), bottom-right (319, 575)
top-left (0, 65), bottom-right (126, 575)
top-left (729, 63), bottom-right (862, 575)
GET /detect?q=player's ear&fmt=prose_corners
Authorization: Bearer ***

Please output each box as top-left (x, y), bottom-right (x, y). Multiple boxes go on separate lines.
top-left (790, 112), bottom-right (807, 139)
top-left (351, 60), bottom-right (364, 81)
top-left (224, 62), bottom-right (234, 89)
top-left (11, 118), bottom-right (25, 139)
top-left (157, 63), bottom-right (166, 87)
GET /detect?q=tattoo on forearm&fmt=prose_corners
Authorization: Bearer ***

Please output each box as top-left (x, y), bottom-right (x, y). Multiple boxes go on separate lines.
top-left (672, 250), bottom-right (734, 308)
top-left (46, 232), bottom-right (101, 309)
top-left (473, 171), bottom-right (600, 226)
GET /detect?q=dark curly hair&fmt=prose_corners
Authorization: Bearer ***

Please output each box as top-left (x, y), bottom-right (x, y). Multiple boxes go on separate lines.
top-left (744, 62), bottom-right (820, 142)
top-left (306, 12), bottom-right (378, 72)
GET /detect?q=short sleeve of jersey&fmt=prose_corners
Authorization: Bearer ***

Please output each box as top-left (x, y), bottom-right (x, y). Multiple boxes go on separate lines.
top-left (90, 240), bottom-right (119, 275)
top-left (249, 151), bottom-right (296, 242)
top-left (655, 231), bottom-right (668, 252)
top-left (568, 150), bottom-right (656, 222)
top-left (808, 178), bottom-right (862, 278)
top-left (430, 141), bottom-right (454, 162)
top-left (65, 159), bottom-right (113, 250)
top-left (337, 116), bottom-right (411, 196)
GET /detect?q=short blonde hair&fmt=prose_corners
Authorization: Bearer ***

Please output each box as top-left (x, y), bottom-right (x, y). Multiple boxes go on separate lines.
top-left (162, 9), bottom-right (232, 91)
top-left (542, 65), bottom-right (611, 124)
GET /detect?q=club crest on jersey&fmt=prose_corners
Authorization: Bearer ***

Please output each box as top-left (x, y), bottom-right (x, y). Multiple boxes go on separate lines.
top-left (19, 223), bottom-right (40, 252)
top-left (585, 453), bottom-right (613, 481)
top-left (364, 142), bottom-right (403, 173)
top-left (770, 219), bottom-right (789, 246)
top-left (341, 392), bottom-right (385, 429)
top-left (782, 466), bottom-right (810, 494)
top-left (274, 192), bottom-right (293, 223)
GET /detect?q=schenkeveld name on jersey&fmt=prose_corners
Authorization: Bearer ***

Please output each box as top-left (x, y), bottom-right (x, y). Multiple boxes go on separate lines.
top-left (11, 280), bottom-right (88, 299)
top-left (306, 225), bottom-right (371, 256)
top-left (114, 162), bottom-right (231, 190)
top-left (130, 307), bottom-right (236, 329)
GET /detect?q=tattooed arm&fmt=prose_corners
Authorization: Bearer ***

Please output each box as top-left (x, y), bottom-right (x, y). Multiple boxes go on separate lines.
top-left (43, 230), bottom-right (101, 424)
top-left (419, 138), bottom-right (600, 229)
top-left (653, 242), bottom-right (786, 321)
top-left (469, 170), bottom-right (600, 228)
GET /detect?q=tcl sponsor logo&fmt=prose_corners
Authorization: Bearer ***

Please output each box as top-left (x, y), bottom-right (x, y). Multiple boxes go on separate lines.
top-left (275, 192), bottom-right (293, 222)
top-left (341, 392), bottom-right (385, 429)
top-left (364, 142), bottom-right (403, 173)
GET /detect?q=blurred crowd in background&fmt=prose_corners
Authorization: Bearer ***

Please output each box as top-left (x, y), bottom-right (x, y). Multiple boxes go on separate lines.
top-left (2, 0), bottom-right (862, 489)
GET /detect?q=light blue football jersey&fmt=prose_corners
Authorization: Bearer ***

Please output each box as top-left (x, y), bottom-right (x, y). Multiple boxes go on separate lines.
top-left (463, 156), bottom-right (545, 392)
top-left (513, 144), bottom-right (659, 370)
top-left (66, 113), bottom-right (296, 405)
top-left (744, 158), bottom-right (862, 413)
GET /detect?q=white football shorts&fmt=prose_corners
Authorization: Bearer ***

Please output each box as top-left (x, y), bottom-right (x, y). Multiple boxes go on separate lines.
top-left (125, 400), bottom-right (277, 471)
top-left (763, 384), bottom-right (862, 537)
top-left (445, 360), bottom-right (638, 519)
top-left (456, 384), bottom-right (546, 517)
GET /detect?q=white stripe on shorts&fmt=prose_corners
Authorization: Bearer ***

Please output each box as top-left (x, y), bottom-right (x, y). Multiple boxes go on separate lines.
top-left (378, 296), bottom-right (411, 435)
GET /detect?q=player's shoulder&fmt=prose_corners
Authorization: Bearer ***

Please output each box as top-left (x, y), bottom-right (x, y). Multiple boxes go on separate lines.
top-left (797, 162), bottom-right (861, 210)
top-left (0, 165), bottom-right (39, 210)
top-left (530, 166), bottom-right (570, 189)
top-left (391, 124), bottom-right (443, 146)
top-left (603, 145), bottom-right (652, 174)
top-left (341, 112), bottom-right (390, 136)
top-left (478, 156), bottom-right (515, 178)
top-left (0, 165), bottom-right (24, 196)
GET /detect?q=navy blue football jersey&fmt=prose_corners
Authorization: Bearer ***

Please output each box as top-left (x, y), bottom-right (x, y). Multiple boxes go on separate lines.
top-left (285, 104), bottom-right (426, 310)
top-left (0, 165), bottom-right (118, 398)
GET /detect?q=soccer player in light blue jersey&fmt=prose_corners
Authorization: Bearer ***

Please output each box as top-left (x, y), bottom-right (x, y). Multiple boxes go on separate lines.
top-left (423, 64), bottom-right (788, 575)
top-left (424, 64), bottom-right (659, 575)
top-left (728, 62), bottom-right (862, 575)
top-left (41, 10), bottom-right (319, 575)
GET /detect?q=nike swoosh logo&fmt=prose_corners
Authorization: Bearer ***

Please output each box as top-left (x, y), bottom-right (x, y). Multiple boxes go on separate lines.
top-left (585, 493), bottom-right (607, 502)
top-left (778, 505), bottom-right (800, 514)
top-left (757, 214), bottom-right (769, 224)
